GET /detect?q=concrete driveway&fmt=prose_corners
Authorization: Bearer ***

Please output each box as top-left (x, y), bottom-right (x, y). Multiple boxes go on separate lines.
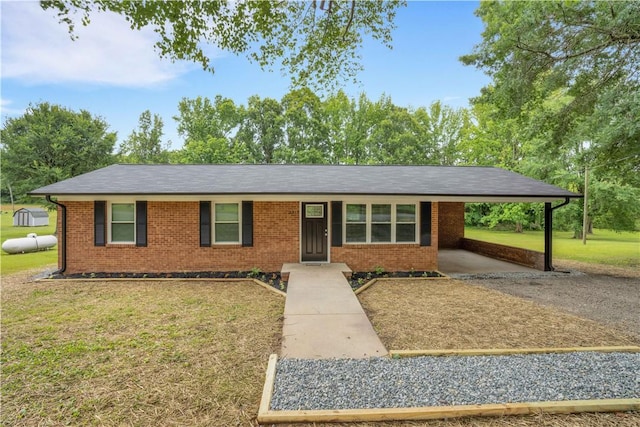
top-left (438, 249), bottom-right (538, 274)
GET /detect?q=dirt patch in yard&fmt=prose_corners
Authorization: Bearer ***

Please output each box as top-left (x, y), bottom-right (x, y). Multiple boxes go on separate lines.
top-left (358, 279), bottom-right (639, 350)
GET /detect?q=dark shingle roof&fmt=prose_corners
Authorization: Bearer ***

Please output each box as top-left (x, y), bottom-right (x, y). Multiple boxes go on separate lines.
top-left (30, 164), bottom-right (579, 200)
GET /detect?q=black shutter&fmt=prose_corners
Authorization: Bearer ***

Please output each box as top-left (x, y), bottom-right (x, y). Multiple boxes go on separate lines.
top-left (94, 201), bottom-right (106, 246)
top-left (420, 201), bottom-right (432, 246)
top-left (135, 201), bottom-right (147, 247)
top-left (242, 201), bottom-right (253, 247)
top-left (200, 201), bottom-right (211, 247)
top-left (331, 201), bottom-right (342, 247)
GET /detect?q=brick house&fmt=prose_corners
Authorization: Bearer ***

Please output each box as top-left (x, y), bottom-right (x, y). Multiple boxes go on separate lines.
top-left (30, 164), bottom-right (578, 274)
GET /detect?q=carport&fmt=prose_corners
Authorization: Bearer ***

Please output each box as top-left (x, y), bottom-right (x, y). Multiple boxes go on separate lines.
top-left (438, 249), bottom-right (538, 274)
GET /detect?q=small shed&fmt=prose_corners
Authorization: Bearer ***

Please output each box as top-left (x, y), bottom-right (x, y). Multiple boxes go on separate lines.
top-left (13, 208), bottom-right (49, 227)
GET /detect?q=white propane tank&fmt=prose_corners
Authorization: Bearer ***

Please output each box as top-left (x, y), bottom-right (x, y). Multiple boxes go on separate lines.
top-left (2, 233), bottom-right (58, 254)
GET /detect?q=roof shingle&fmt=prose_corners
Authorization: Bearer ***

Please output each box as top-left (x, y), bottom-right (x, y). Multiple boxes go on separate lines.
top-left (30, 164), bottom-right (579, 200)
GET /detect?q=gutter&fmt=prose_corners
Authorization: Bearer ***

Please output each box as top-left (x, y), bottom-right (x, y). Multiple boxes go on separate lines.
top-left (46, 195), bottom-right (66, 275)
top-left (544, 197), bottom-right (573, 271)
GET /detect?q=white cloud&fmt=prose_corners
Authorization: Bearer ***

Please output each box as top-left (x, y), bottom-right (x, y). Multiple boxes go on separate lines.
top-left (1, 1), bottom-right (193, 87)
top-left (0, 98), bottom-right (25, 117)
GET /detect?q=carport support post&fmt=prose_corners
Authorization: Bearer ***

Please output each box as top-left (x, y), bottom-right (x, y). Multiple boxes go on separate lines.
top-left (544, 202), bottom-right (553, 271)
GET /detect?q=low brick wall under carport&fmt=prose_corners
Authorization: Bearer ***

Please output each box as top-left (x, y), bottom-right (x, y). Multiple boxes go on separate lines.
top-left (460, 238), bottom-right (545, 271)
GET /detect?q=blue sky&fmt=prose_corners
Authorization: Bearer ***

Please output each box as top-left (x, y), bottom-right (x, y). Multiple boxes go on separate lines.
top-left (1, 1), bottom-right (490, 150)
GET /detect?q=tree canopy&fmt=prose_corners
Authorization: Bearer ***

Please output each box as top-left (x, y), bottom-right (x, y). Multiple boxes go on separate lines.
top-left (41, 0), bottom-right (405, 90)
top-left (460, 0), bottom-right (640, 235)
top-left (118, 110), bottom-right (169, 164)
top-left (1, 102), bottom-right (116, 201)
top-left (461, 0), bottom-right (640, 183)
top-left (170, 90), bottom-right (472, 166)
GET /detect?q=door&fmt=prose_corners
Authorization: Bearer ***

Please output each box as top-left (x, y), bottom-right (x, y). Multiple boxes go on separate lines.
top-left (301, 202), bottom-right (328, 262)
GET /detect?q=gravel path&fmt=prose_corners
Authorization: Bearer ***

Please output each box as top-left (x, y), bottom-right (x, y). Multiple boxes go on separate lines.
top-left (462, 265), bottom-right (640, 340)
top-left (270, 352), bottom-right (639, 411)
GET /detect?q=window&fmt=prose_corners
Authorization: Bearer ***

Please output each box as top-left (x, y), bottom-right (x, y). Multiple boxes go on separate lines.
top-left (111, 203), bottom-right (135, 243)
top-left (371, 204), bottom-right (391, 242)
top-left (214, 203), bottom-right (240, 243)
top-left (344, 203), bottom-right (417, 244)
top-left (345, 204), bottom-right (366, 243)
top-left (396, 204), bottom-right (416, 242)
top-left (305, 204), bottom-right (324, 218)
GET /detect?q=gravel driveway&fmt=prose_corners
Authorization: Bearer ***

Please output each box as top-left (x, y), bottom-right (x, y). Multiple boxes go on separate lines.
top-left (464, 260), bottom-right (640, 341)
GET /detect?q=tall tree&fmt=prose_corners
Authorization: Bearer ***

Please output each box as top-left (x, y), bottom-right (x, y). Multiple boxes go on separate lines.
top-left (236, 96), bottom-right (284, 163)
top-left (461, 1), bottom-right (640, 234)
top-left (173, 96), bottom-right (246, 164)
top-left (119, 110), bottom-right (168, 163)
top-left (0, 102), bottom-right (116, 200)
top-left (280, 88), bottom-right (329, 163)
top-left (461, 0), bottom-right (640, 182)
top-left (41, 0), bottom-right (405, 90)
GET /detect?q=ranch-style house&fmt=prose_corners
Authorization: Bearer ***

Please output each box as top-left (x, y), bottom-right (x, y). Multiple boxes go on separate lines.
top-left (30, 164), bottom-right (579, 275)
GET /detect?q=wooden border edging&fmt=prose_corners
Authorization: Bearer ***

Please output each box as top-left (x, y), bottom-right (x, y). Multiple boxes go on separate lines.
top-left (258, 354), bottom-right (278, 417)
top-left (389, 346), bottom-right (640, 358)
top-left (252, 279), bottom-right (287, 297)
top-left (353, 278), bottom-right (378, 295)
top-left (257, 349), bottom-right (640, 424)
top-left (36, 277), bottom-right (286, 296)
top-left (354, 274), bottom-right (451, 295)
top-left (257, 399), bottom-right (640, 424)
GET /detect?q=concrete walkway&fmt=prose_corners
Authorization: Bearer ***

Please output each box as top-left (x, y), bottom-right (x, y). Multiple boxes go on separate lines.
top-left (280, 263), bottom-right (387, 359)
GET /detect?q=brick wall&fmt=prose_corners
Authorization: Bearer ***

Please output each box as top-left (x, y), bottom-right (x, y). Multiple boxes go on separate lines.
top-left (61, 201), bottom-right (299, 274)
top-left (461, 238), bottom-right (545, 270)
top-left (438, 202), bottom-right (464, 249)
top-left (331, 202), bottom-right (439, 271)
top-left (58, 200), bottom-right (440, 274)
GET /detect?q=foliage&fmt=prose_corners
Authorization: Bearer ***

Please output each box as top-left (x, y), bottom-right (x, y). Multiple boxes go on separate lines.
top-left (236, 95), bottom-right (285, 164)
top-left (172, 90), bottom-right (472, 166)
top-left (474, 203), bottom-right (541, 233)
top-left (41, 0), bottom-right (406, 91)
top-left (119, 110), bottom-right (169, 163)
top-left (0, 102), bottom-right (116, 201)
top-left (461, 0), bottom-right (640, 233)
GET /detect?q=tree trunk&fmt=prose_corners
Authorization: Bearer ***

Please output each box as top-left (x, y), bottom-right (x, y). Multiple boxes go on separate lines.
top-left (514, 222), bottom-right (523, 233)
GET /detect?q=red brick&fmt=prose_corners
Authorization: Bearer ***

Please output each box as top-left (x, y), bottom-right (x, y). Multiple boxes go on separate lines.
top-left (57, 201), bottom-right (441, 273)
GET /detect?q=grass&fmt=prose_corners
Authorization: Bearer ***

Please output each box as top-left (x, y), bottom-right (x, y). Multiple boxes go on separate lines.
top-left (465, 227), bottom-right (640, 268)
top-left (3, 270), bottom-right (638, 427)
top-left (1, 204), bottom-right (58, 276)
top-left (1, 276), bottom-right (284, 426)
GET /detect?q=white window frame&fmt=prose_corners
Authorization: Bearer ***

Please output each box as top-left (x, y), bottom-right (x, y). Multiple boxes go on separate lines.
top-left (108, 201), bottom-right (136, 244)
top-left (395, 204), bottom-right (417, 243)
top-left (213, 202), bottom-right (242, 244)
top-left (345, 203), bottom-right (367, 243)
top-left (343, 202), bottom-right (418, 244)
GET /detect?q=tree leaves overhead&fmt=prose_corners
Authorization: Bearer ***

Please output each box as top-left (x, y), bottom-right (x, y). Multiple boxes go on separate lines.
top-left (461, 0), bottom-right (640, 182)
top-left (458, 0), bottom-right (640, 233)
top-left (41, 0), bottom-right (405, 90)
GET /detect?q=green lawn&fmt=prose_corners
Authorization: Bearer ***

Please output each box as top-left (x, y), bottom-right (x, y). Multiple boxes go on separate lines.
top-left (465, 227), bottom-right (640, 268)
top-left (1, 204), bottom-right (58, 276)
